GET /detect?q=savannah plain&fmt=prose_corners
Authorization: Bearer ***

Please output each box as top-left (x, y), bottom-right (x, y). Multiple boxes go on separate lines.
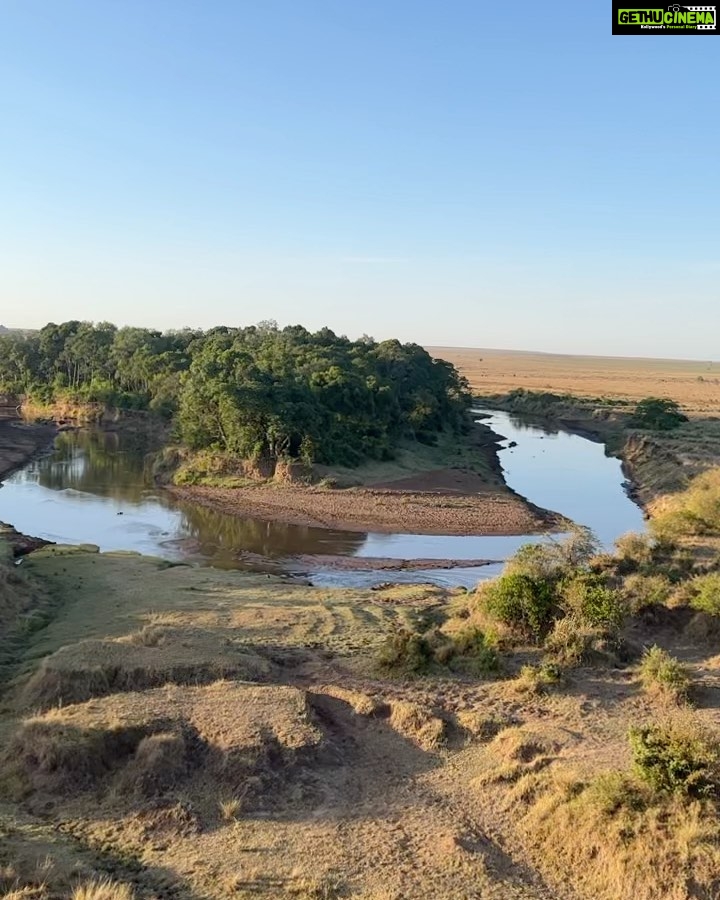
top-left (3, 349), bottom-right (720, 900)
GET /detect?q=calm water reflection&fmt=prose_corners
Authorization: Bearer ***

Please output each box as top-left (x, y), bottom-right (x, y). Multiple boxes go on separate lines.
top-left (0, 410), bottom-right (646, 587)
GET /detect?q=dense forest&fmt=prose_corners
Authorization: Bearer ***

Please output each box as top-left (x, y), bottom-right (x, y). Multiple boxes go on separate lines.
top-left (0, 321), bottom-right (471, 466)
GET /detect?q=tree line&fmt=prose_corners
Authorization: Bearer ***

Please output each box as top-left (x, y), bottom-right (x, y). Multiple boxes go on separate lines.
top-left (0, 321), bottom-right (472, 466)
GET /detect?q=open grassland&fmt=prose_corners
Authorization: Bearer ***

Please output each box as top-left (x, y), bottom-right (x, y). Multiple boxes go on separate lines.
top-left (430, 347), bottom-right (720, 413)
top-left (3, 535), bottom-right (720, 899)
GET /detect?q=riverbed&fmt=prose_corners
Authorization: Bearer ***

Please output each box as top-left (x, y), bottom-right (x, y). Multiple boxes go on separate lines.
top-left (0, 410), bottom-right (645, 587)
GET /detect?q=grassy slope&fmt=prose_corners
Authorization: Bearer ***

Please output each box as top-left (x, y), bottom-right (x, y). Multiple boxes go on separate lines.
top-left (2, 540), bottom-right (720, 900)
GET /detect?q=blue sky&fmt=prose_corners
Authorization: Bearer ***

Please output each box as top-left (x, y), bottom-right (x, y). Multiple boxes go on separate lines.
top-left (1, 1), bottom-right (718, 357)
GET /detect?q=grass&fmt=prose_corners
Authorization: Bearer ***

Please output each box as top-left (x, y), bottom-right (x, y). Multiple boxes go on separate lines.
top-left (5, 520), bottom-right (720, 900)
top-left (638, 646), bottom-right (691, 703)
top-left (429, 346), bottom-right (720, 412)
top-left (72, 880), bottom-right (134, 900)
top-left (218, 797), bottom-right (242, 821)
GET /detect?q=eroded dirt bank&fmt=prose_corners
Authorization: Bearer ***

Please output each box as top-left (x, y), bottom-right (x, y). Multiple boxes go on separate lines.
top-left (0, 418), bottom-right (57, 482)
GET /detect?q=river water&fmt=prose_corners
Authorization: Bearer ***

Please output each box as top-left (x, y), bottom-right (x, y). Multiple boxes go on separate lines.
top-left (0, 410), bottom-right (645, 587)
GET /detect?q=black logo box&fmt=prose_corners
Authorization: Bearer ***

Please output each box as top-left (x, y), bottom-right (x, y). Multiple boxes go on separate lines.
top-left (612, 2), bottom-right (718, 34)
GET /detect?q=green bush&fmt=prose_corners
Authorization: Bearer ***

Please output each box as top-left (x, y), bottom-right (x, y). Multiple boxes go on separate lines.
top-left (689, 573), bottom-right (720, 616)
top-left (639, 646), bottom-right (691, 701)
top-left (450, 626), bottom-right (499, 675)
top-left (483, 573), bottom-right (555, 640)
top-left (614, 532), bottom-right (655, 572)
top-left (377, 624), bottom-right (499, 676)
top-left (505, 531), bottom-right (598, 582)
top-left (560, 573), bottom-right (625, 628)
top-left (584, 771), bottom-right (649, 816)
top-left (629, 718), bottom-right (720, 798)
top-left (377, 628), bottom-right (434, 674)
top-left (629, 398), bottom-right (688, 431)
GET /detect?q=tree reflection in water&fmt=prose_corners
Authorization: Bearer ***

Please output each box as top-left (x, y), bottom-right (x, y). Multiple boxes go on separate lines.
top-left (13, 429), bottom-right (366, 564)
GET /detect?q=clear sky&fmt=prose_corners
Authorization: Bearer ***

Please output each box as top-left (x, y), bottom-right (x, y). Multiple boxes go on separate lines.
top-left (1, 1), bottom-right (718, 358)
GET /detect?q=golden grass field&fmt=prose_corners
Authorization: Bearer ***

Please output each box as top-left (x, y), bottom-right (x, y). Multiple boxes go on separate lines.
top-left (430, 347), bottom-right (720, 413)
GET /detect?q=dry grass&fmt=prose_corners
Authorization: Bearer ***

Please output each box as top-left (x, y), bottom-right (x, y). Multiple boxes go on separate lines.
top-left (218, 797), bottom-right (242, 821)
top-left (71, 880), bottom-right (134, 900)
top-left (388, 701), bottom-right (446, 751)
top-left (6, 538), bottom-right (720, 899)
top-left (430, 346), bottom-right (720, 413)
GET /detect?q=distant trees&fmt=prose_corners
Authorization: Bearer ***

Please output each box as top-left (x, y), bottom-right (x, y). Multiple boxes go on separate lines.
top-left (0, 320), bottom-right (471, 467)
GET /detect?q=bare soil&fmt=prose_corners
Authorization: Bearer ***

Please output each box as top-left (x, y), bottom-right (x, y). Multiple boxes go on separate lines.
top-left (168, 476), bottom-right (563, 536)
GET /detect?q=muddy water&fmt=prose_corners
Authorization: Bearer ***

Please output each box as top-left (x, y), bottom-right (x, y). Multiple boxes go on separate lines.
top-left (0, 411), bottom-right (645, 587)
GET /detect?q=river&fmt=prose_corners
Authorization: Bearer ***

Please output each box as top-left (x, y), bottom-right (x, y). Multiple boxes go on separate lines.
top-left (0, 410), bottom-right (645, 588)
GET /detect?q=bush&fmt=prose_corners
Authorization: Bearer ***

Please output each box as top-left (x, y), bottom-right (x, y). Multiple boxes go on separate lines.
top-left (639, 646), bottom-right (690, 702)
top-left (513, 663), bottom-right (561, 695)
top-left (377, 624), bottom-right (499, 675)
top-left (560, 573), bottom-right (625, 628)
top-left (483, 573), bottom-right (555, 640)
top-left (584, 770), bottom-right (649, 816)
top-left (449, 626), bottom-right (499, 675)
top-left (689, 572), bottom-right (720, 616)
top-left (614, 532), bottom-right (655, 572)
top-left (377, 628), bottom-right (434, 674)
top-left (544, 616), bottom-right (622, 667)
top-left (629, 718), bottom-right (720, 798)
top-left (505, 531), bottom-right (598, 582)
top-left (622, 573), bottom-right (672, 613)
top-left (629, 398), bottom-right (688, 431)
top-left (652, 469), bottom-right (720, 538)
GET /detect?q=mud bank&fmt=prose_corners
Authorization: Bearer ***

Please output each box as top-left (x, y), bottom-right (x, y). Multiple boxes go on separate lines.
top-left (283, 554), bottom-right (498, 571)
top-left (167, 480), bottom-right (564, 537)
top-left (0, 419), bottom-right (57, 482)
top-left (165, 415), bottom-right (565, 538)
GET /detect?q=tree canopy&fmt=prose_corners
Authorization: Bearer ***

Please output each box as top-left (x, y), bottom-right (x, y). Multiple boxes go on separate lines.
top-left (0, 321), bottom-right (472, 467)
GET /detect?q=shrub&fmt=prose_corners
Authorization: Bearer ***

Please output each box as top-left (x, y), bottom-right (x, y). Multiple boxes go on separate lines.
top-left (450, 626), bottom-right (499, 675)
top-left (629, 398), bottom-right (688, 431)
top-left (377, 628), bottom-right (434, 674)
top-left (505, 531), bottom-right (598, 582)
top-left (652, 469), bottom-right (720, 537)
top-left (584, 770), bottom-right (649, 816)
top-left (543, 616), bottom-right (621, 667)
top-left (622, 573), bottom-right (672, 613)
top-left (513, 663), bottom-right (561, 695)
top-left (614, 532), bottom-right (655, 572)
top-left (639, 646), bottom-right (691, 702)
top-left (560, 573), bottom-right (625, 628)
top-left (629, 717), bottom-right (720, 798)
top-left (483, 573), bottom-right (555, 640)
top-left (377, 624), bottom-right (499, 675)
top-left (689, 572), bottom-right (720, 616)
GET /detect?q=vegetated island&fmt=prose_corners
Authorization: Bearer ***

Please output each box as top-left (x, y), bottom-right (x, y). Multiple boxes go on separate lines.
top-left (0, 321), bottom-right (563, 536)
